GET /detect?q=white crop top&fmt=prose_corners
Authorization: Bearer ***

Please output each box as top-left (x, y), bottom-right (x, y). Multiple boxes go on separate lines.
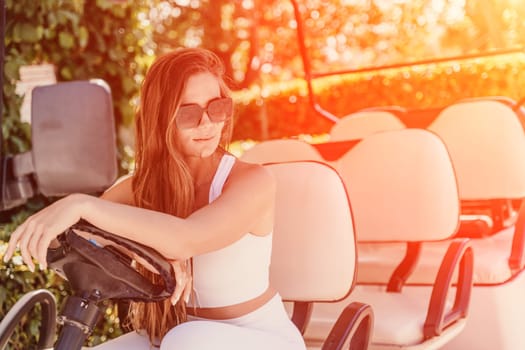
top-left (188, 154), bottom-right (273, 308)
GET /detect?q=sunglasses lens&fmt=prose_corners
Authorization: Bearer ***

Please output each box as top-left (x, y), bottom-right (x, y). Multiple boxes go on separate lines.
top-left (176, 105), bottom-right (203, 129)
top-left (175, 97), bottom-right (233, 129)
top-left (208, 97), bottom-right (233, 122)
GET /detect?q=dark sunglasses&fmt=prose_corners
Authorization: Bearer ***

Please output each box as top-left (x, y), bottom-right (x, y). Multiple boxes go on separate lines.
top-left (175, 97), bottom-right (233, 129)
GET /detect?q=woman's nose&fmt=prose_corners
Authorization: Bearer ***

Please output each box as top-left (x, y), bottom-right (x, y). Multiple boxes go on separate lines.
top-left (198, 111), bottom-right (213, 127)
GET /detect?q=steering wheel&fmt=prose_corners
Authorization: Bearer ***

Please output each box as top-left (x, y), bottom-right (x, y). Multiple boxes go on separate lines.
top-left (46, 220), bottom-right (176, 302)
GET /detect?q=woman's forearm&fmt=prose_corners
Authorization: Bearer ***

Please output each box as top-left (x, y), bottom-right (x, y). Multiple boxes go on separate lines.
top-left (80, 194), bottom-right (193, 260)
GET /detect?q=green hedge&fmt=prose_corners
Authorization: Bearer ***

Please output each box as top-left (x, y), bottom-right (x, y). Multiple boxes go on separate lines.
top-left (1, 0), bottom-right (151, 347)
top-left (231, 51), bottom-right (525, 140)
top-left (3, 0), bottom-right (152, 170)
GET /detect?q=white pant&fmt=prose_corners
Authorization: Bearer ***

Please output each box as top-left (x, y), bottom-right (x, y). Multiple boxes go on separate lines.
top-left (91, 294), bottom-right (305, 350)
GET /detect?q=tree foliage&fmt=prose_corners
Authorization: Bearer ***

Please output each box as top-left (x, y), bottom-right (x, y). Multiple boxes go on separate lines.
top-left (3, 0), bottom-right (154, 169)
top-left (148, 0), bottom-right (276, 89)
top-left (147, 0), bottom-right (525, 89)
top-left (444, 0), bottom-right (525, 52)
top-left (2, 0), bottom-right (155, 347)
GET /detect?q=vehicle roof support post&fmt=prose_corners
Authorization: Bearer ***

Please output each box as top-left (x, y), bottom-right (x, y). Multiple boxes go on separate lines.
top-left (289, 0), bottom-right (339, 123)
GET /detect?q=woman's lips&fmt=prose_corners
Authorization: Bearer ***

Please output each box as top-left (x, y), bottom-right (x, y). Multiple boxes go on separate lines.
top-left (193, 136), bottom-right (214, 142)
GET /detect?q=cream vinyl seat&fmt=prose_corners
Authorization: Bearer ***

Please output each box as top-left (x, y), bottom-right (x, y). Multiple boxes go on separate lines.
top-left (425, 98), bottom-right (525, 285)
top-left (424, 98), bottom-right (525, 349)
top-left (427, 98), bottom-right (525, 236)
top-left (356, 98), bottom-right (525, 349)
top-left (306, 129), bottom-right (473, 350)
top-left (329, 110), bottom-right (406, 142)
top-left (265, 161), bottom-right (373, 350)
top-left (241, 138), bottom-right (324, 164)
top-left (359, 98), bottom-right (525, 280)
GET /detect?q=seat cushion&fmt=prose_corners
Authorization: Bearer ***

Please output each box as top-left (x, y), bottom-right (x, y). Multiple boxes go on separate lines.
top-left (304, 285), bottom-right (457, 347)
top-left (357, 226), bottom-right (516, 285)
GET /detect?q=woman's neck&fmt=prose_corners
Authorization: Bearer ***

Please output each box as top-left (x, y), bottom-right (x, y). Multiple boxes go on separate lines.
top-left (186, 149), bottom-right (224, 188)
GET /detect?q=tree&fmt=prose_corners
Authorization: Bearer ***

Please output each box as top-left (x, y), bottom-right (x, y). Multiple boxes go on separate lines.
top-left (3, 0), bottom-right (154, 169)
top-left (148, 0), bottom-right (274, 89)
top-left (442, 0), bottom-right (525, 53)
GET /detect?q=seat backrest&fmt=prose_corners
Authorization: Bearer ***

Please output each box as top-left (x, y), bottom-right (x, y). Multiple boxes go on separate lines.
top-left (428, 99), bottom-right (525, 200)
top-left (336, 129), bottom-right (459, 242)
top-left (31, 80), bottom-right (118, 196)
top-left (330, 111), bottom-right (406, 141)
top-left (241, 139), bottom-right (323, 164)
top-left (266, 161), bottom-right (357, 302)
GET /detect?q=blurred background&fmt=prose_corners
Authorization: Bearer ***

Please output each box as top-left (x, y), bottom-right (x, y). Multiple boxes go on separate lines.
top-left (1, 0), bottom-right (524, 347)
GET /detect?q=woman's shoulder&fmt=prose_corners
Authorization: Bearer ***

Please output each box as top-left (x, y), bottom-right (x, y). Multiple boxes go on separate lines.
top-left (100, 173), bottom-right (135, 205)
top-left (228, 157), bottom-right (276, 190)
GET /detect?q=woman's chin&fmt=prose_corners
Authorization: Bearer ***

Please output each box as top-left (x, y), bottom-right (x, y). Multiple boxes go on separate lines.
top-left (195, 143), bottom-right (220, 158)
top-left (198, 149), bottom-right (216, 158)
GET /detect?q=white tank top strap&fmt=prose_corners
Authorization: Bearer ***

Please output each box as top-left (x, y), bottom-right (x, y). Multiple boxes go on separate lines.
top-left (209, 154), bottom-right (236, 203)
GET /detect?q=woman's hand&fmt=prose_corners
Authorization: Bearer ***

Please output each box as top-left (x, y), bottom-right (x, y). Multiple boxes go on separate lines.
top-left (129, 255), bottom-right (192, 305)
top-left (3, 194), bottom-right (89, 272)
top-left (170, 259), bottom-right (192, 305)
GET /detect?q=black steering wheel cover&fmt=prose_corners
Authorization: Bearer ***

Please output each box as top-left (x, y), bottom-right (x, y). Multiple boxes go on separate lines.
top-left (71, 220), bottom-right (176, 293)
top-left (63, 220), bottom-right (176, 301)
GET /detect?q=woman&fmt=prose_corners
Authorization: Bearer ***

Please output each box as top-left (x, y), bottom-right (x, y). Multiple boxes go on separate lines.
top-left (3, 48), bottom-right (306, 350)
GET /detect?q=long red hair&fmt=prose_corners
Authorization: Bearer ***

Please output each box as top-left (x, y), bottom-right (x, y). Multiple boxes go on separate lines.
top-left (128, 48), bottom-right (233, 344)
